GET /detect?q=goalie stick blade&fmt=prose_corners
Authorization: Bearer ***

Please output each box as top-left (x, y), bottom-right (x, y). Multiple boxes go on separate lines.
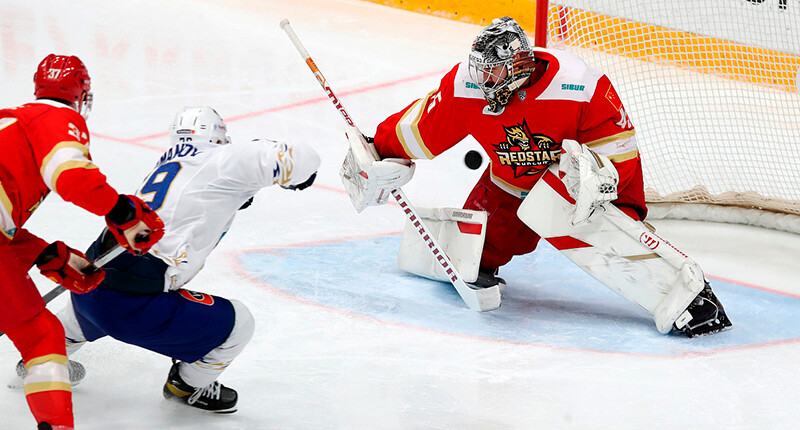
top-left (458, 280), bottom-right (501, 312)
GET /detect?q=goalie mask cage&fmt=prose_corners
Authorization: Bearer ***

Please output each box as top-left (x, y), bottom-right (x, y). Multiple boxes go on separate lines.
top-left (535, 0), bottom-right (800, 234)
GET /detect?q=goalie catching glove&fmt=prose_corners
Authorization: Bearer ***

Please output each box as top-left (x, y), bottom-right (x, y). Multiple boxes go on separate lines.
top-left (339, 125), bottom-right (415, 212)
top-left (559, 140), bottom-right (619, 225)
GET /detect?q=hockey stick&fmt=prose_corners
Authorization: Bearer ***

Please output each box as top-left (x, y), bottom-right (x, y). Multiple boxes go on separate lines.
top-left (280, 19), bottom-right (500, 312)
top-left (0, 244), bottom-right (125, 338)
top-left (42, 244), bottom-right (126, 304)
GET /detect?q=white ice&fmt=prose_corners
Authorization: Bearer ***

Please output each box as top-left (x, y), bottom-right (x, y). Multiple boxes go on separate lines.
top-left (1, 0), bottom-right (799, 429)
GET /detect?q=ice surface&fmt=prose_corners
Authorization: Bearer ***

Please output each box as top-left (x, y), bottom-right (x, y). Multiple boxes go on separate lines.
top-left (1, 0), bottom-right (799, 429)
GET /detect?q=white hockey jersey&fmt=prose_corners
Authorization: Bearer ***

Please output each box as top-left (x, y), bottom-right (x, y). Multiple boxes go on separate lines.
top-left (135, 138), bottom-right (320, 291)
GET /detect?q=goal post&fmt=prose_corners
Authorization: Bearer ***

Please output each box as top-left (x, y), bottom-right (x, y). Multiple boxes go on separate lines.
top-left (534, 0), bottom-right (800, 234)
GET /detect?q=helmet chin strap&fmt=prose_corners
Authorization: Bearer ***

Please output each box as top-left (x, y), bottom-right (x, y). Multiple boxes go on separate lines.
top-left (484, 89), bottom-right (512, 115)
top-left (483, 73), bottom-right (532, 115)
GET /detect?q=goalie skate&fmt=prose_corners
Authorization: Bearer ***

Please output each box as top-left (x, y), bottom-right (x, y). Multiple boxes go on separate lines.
top-left (673, 281), bottom-right (732, 338)
top-left (471, 269), bottom-right (506, 294)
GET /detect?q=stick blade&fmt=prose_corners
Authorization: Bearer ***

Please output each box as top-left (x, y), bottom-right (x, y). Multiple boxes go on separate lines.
top-left (457, 280), bottom-right (501, 312)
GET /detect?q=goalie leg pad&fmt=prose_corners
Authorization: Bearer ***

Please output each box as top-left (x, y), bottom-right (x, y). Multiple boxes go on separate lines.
top-left (518, 165), bottom-right (718, 334)
top-left (398, 207), bottom-right (487, 283)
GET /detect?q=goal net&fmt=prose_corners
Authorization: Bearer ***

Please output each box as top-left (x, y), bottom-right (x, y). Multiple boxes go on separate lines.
top-left (539, 0), bottom-right (800, 233)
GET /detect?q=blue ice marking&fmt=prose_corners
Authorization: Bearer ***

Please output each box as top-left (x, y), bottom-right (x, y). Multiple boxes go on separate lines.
top-left (238, 235), bottom-right (800, 355)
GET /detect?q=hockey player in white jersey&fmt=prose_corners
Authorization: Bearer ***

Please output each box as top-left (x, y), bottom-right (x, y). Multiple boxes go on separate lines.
top-left (47, 106), bottom-right (320, 413)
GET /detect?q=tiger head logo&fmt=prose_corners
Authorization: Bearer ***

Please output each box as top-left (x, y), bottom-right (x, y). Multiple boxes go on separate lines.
top-left (492, 118), bottom-right (561, 178)
top-left (503, 122), bottom-right (532, 151)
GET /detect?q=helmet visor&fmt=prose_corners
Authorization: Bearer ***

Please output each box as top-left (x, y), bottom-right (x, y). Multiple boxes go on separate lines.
top-left (468, 55), bottom-right (512, 96)
top-left (469, 51), bottom-right (536, 97)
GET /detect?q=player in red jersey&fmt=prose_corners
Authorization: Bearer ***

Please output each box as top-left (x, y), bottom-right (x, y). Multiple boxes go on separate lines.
top-left (0, 54), bottom-right (165, 430)
top-left (340, 17), bottom-right (730, 336)
top-left (372, 17), bottom-right (646, 284)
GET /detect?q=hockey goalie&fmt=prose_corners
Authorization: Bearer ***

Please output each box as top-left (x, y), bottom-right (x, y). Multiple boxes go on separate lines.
top-left (339, 16), bottom-right (732, 337)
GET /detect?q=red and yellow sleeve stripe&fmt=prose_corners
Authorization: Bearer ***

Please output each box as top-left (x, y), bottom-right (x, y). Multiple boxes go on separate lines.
top-left (585, 130), bottom-right (639, 163)
top-left (394, 90), bottom-right (437, 160)
top-left (39, 141), bottom-right (98, 195)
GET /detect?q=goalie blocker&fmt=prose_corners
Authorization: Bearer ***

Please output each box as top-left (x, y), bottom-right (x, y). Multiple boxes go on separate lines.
top-left (518, 164), bottom-right (731, 337)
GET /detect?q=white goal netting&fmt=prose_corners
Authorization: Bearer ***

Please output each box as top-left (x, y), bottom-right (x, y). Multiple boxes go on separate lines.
top-left (543, 0), bottom-right (800, 233)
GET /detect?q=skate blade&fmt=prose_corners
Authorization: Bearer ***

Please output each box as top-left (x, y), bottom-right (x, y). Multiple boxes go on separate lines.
top-left (162, 395), bottom-right (238, 414)
top-left (684, 321), bottom-right (733, 338)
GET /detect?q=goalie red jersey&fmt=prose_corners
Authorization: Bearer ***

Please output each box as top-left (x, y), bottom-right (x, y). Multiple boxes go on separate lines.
top-left (373, 48), bottom-right (646, 219)
top-left (0, 100), bottom-right (118, 260)
top-left (362, 17), bottom-right (729, 337)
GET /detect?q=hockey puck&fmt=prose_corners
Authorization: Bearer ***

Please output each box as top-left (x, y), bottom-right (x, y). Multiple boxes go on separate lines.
top-left (464, 150), bottom-right (483, 170)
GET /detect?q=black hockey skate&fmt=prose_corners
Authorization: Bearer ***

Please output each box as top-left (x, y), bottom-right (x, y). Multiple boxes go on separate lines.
top-left (163, 361), bottom-right (238, 413)
top-left (471, 268), bottom-right (506, 293)
top-left (14, 358), bottom-right (86, 386)
top-left (673, 281), bottom-right (732, 338)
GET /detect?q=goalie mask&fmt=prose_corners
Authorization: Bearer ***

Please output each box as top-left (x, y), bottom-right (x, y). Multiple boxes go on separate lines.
top-left (169, 106), bottom-right (231, 146)
top-left (468, 17), bottom-right (536, 114)
top-left (34, 54), bottom-right (93, 119)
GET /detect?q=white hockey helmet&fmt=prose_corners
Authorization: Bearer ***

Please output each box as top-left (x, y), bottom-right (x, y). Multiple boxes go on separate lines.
top-left (468, 17), bottom-right (536, 114)
top-left (169, 106), bottom-right (231, 146)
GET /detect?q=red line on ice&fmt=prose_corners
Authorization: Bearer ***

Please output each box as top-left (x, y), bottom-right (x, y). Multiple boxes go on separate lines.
top-left (91, 69), bottom-right (446, 149)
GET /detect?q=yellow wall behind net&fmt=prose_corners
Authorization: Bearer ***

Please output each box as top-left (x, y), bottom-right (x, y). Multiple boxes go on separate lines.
top-left (358, 0), bottom-right (539, 28)
top-left (361, 0), bottom-right (799, 93)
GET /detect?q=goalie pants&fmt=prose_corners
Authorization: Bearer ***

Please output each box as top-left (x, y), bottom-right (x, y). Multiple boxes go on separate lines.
top-left (463, 167), bottom-right (541, 272)
top-left (0, 245), bottom-right (73, 428)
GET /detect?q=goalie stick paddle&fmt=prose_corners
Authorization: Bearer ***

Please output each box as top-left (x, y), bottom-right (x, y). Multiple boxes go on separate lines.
top-left (280, 19), bottom-right (500, 312)
top-left (0, 244), bottom-right (125, 338)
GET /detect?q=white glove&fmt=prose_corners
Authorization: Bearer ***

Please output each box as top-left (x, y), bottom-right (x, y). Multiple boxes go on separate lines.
top-left (340, 125), bottom-right (415, 212)
top-left (559, 140), bottom-right (619, 225)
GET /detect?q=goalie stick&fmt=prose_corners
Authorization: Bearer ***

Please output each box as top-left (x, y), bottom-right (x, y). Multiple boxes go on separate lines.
top-left (0, 244), bottom-right (125, 338)
top-left (280, 19), bottom-right (500, 312)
